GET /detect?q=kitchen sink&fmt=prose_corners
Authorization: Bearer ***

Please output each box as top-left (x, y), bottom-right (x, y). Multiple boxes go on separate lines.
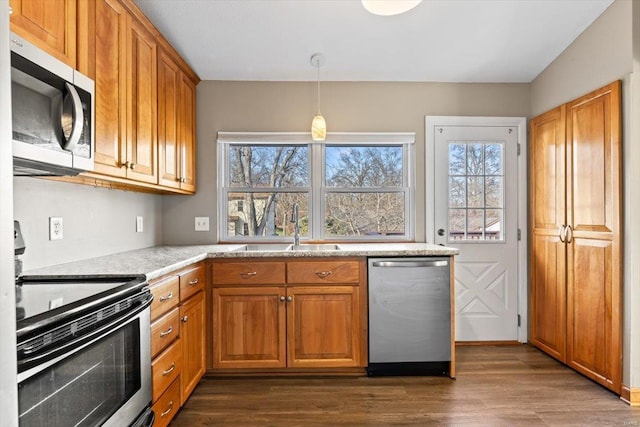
top-left (234, 243), bottom-right (342, 252)
top-left (290, 244), bottom-right (342, 251)
top-left (235, 243), bottom-right (293, 251)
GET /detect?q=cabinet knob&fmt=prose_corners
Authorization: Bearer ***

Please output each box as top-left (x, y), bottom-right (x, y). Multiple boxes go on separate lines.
top-left (181, 315), bottom-right (188, 323)
top-left (279, 295), bottom-right (285, 302)
top-left (129, 162), bottom-right (136, 170)
top-left (286, 296), bottom-right (293, 302)
top-left (437, 228), bottom-right (445, 237)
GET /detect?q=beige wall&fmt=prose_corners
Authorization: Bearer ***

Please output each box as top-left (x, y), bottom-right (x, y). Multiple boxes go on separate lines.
top-left (14, 178), bottom-right (163, 271)
top-left (530, 0), bottom-right (632, 116)
top-left (530, 0), bottom-right (639, 388)
top-left (161, 81), bottom-right (530, 244)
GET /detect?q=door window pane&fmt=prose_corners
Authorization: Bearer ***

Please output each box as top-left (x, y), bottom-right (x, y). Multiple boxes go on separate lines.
top-left (447, 141), bottom-right (504, 242)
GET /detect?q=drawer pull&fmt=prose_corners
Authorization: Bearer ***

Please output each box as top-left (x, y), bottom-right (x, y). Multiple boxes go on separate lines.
top-left (159, 326), bottom-right (173, 337)
top-left (162, 363), bottom-right (176, 376)
top-left (314, 270), bottom-right (332, 279)
top-left (240, 271), bottom-right (257, 278)
top-left (160, 401), bottom-right (174, 417)
top-left (188, 278), bottom-right (199, 286)
top-left (159, 292), bottom-right (173, 302)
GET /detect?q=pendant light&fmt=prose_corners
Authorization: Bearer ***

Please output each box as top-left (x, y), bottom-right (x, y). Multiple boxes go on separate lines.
top-left (361, 0), bottom-right (422, 16)
top-left (310, 53), bottom-right (326, 141)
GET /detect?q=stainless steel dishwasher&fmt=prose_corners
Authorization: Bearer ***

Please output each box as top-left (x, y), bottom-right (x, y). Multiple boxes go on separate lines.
top-left (367, 257), bottom-right (451, 376)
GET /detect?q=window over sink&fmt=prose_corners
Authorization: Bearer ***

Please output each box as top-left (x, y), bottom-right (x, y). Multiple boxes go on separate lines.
top-left (217, 132), bottom-right (415, 242)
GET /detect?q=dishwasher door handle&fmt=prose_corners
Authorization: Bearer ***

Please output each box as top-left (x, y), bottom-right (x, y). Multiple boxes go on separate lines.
top-left (371, 260), bottom-right (448, 268)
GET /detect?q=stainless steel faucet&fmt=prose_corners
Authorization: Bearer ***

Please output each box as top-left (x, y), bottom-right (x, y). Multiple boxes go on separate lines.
top-left (291, 203), bottom-right (300, 246)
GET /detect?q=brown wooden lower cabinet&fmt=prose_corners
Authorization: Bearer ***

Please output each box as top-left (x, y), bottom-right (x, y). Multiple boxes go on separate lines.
top-left (179, 290), bottom-right (206, 404)
top-left (211, 257), bottom-right (367, 372)
top-left (149, 262), bottom-right (207, 424)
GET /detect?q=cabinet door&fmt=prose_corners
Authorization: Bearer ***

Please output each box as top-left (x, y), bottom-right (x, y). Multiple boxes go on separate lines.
top-left (287, 286), bottom-right (361, 368)
top-left (91, 0), bottom-right (128, 177)
top-left (213, 286), bottom-right (286, 369)
top-left (10, 0), bottom-right (76, 67)
top-left (178, 72), bottom-right (197, 192)
top-left (529, 105), bottom-right (567, 362)
top-left (158, 51), bottom-right (196, 192)
top-left (565, 81), bottom-right (622, 392)
top-left (180, 291), bottom-right (205, 405)
top-left (126, 15), bottom-right (157, 183)
top-left (158, 49), bottom-right (181, 189)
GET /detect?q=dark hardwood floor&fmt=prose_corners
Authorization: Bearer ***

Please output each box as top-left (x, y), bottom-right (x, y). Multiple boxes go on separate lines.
top-left (170, 345), bottom-right (640, 426)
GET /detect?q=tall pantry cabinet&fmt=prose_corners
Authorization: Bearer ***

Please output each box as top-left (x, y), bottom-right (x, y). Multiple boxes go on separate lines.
top-left (529, 81), bottom-right (622, 393)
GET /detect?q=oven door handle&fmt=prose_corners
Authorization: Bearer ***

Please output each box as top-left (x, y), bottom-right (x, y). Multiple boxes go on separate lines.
top-left (18, 292), bottom-right (153, 371)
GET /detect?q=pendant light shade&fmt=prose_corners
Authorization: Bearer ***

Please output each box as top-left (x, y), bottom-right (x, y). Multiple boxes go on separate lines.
top-left (311, 114), bottom-right (326, 141)
top-left (310, 53), bottom-right (326, 141)
top-left (361, 0), bottom-right (422, 16)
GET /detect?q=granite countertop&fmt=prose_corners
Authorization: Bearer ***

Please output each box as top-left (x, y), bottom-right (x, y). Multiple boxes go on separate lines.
top-left (23, 243), bottom-right (458, 281)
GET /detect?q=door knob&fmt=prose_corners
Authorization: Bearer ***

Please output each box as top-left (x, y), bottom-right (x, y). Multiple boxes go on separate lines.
top-left (437, 228), bottom-right (445, 236)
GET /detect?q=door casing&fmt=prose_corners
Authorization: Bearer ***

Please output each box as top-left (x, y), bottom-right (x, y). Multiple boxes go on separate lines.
top-left (425, 116), bottom-right (528, 343)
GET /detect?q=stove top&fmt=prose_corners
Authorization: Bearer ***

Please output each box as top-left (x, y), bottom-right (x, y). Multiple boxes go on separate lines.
top-left (16, 275), bottom-right (147, 337)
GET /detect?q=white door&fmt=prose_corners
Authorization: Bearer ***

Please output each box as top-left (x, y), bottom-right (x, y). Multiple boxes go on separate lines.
top-left (434, 125), bottom-right (519, 342)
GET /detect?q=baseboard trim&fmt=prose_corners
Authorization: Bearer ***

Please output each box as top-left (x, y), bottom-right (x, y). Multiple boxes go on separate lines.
top-left (621, 385), bottom-right (640, 406)
top-left (456, 341), bottom-right (520, 346)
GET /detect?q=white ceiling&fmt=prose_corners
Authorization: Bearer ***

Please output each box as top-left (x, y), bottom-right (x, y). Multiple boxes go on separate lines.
top-left (134, 0), bottom-right (613, 83)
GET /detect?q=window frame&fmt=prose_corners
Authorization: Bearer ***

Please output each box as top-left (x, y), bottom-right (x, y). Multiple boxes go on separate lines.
top-left (217, 132), bottom-right (415, 242)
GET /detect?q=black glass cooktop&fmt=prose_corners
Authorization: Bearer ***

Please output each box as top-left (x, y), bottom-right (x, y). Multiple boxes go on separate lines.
top-left (16, 275), bottom-right (147, 335)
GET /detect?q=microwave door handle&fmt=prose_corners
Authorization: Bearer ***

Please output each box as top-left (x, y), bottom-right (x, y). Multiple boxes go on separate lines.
top-left (62, 82), bottom-right (84, 151)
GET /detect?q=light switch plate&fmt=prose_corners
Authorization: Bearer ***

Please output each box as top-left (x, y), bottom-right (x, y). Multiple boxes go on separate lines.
top-left (136, 216), bottom-right (144, 233)
top-left (195, 216), bottom-right (210, 231)
top-left (49, 217), bottom-right (63, 240)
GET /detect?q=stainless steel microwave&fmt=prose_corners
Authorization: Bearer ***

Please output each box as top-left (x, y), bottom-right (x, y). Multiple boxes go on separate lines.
top-left (10, 33), bottom-right (94, 176)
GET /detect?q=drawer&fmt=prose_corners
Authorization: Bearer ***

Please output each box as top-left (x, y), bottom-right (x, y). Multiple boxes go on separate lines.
top-left (179, 263), bottom-right (205, 301)
top-left (212, 261), bottom-right (285, 285)
top-left (151, 377), bottom-right (181, 427)
top-left (152, 339), bottom-right (182, 402)
top-left (150, 276), bottom-right (180, 321)
top-left (151, 307), bottom-right (180, 358)
top-left (287, 260), bottom-right (360, 284)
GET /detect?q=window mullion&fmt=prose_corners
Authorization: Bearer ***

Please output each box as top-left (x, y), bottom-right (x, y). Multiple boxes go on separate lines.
top-left (311, 143), bottom-right (324, 240)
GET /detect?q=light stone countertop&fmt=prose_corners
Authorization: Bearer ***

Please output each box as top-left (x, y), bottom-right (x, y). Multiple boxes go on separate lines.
top-left (23, 243), bottom-right (458, 281)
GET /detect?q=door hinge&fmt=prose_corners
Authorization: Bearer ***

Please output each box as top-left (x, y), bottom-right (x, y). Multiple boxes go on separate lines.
top-left (517, 143), bottom-right (521, 155)
top-left (517, 229), bottom-right (521, 241)
top-left (518, 314), bottom-right (521, 327)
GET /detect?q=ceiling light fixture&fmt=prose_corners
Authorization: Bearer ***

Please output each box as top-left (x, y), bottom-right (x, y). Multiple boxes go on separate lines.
top-left (361, 0), bottom-right (422, 16)
top-left (310, 53), bottom-right (326, 142)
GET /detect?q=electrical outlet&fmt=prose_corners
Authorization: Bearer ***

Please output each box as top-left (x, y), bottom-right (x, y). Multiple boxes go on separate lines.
top-left (136, 216), bottom-right (144, 233)
top-left (195, 216), bottom-right (210, 231)
top-left (49, 217), bottom-right (63, 240)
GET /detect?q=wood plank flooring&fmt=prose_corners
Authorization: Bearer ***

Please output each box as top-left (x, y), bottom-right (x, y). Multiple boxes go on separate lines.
top-left (170, 345), bottom-right (640, 426)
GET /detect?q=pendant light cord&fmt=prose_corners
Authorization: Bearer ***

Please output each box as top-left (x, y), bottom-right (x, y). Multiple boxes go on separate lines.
top-left (316, 60), bottom-right (321, 115)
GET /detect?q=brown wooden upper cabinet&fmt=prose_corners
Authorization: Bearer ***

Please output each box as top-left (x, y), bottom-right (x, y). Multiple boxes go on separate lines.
top-left (158, 49), bottom-right (197, 192)
top-left (77, 0), bottom-right (157, 184)
top-left (10, 0), bottom-right (77, 67)
top-left (529, 81), bottom-right (622, 393)
top-left (74, 0), bottom-right (199, 194)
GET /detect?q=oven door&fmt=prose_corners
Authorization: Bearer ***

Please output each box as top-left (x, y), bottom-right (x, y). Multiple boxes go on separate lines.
top-left (17, 306), bottom-right (151, 427)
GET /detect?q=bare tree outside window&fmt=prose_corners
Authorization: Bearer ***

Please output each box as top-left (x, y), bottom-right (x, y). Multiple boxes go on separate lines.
top-left (325, 146), bottom-right (405, 236)
top-left (227, 145), bottom-right (307, 237)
